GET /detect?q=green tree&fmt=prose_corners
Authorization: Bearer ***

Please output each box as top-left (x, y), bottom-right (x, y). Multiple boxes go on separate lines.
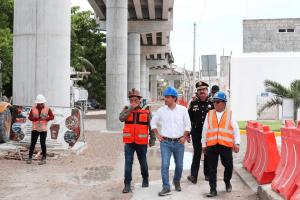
top-left (71, 7), bottom-right (106, 104)
top-left (258, 79), bottom-right (300, 124)
top-left (0, 0), bottom-right (14, 97)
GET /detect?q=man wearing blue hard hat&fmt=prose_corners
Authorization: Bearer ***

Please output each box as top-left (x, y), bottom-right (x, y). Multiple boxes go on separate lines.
top-left (201, 91), bottom-right (241, 197)
top-left (151, 87), bottom-right (191, 196)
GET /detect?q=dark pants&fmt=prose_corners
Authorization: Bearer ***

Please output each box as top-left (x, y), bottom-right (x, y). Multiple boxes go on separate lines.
top-left (29, 130), bottom-right (47, 158)
top-left (206, 144), bottom-right (233, 191)
top-left (124, 142), bottom-right (149, 185)
top-left (191, 135), bottom-right (209, 177)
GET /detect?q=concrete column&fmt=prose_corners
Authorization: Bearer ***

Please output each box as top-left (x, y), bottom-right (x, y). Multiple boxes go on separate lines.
top-left (13, 0), bottom-right (70, 107)
top-left (169, 80), bottom-right (175, 87)
top-left (127, 33), bottom-right (140, 92)
top-left (146, 67), bottom-right (150, 99)
top-left (106, 0), bottom-right (127, 130)
top-left (140, 55), bottom-right (146, 98)
top-left (151, 75), bottom-right (157, 101)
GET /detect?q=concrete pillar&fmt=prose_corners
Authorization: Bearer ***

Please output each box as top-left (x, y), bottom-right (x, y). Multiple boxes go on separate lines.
top-left (13, 0), bottom-right (70, 107)
top-left (169, 80), bottom-right (175, 87)
top-left (127, 33), bottom-right (140, 92)
top-left (151, 75), bottom-right (157, 101)
top-left (140, 55), bottom-right (146, 98)
top-left (106, 0), bottom-right (127, 130)
top-left (146, 67), bottom-right (150, 99)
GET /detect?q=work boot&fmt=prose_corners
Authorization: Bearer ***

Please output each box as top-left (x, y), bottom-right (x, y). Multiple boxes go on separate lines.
top-left (26, 156), bottom-right (32, 164)
top-left (207, 190), bottom-right (218, 197)
top-left (205, 176), bottom-right (209, 181)
top-left (142, 178), bottom-right (149, 187)
top-left (187, 176), bottom-right (197, 184)
top-left (38, 157), bottom-right (46, 165)
top-left (122, 185), bottom-right (131, 193)
top-left (173, 182), bottom-right (181, 191)
top-left (158, 188), bottom-right (171, 196)
top-left (226, 182), bottom-right (232, 192)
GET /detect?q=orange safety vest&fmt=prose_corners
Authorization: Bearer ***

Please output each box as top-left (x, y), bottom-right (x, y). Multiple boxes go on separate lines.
top-left (123, 105), bottom-right (150, 145)
top-left (32, 105), bottom-right (49, 132)
top-left (206, 109), bottom-right (234, 147)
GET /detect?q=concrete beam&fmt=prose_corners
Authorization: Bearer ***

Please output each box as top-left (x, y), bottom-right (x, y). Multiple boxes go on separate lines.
top-left (149, 69), bottom-right (172, 75)
top-left (158, 75), bottom-right (184, 80)
top-left (141, 46), bottom-right (170, 55)
top-left (146, 59), bottom-right (168, 67)
top-left (153, 54), bottom-right (157, 59)
top-left (97, 20), bottom-right (173, 33)
top-left (152, 32), bottom-right (157, 45)
top-left (162, 31), bottom-right (166, 45)
top-left (148, 0), bottom-right (155, 19)
top-left (133, 0), bottom-right (143, 19)
top-left (141, 33), bottom-right (147, 45)
top-left (162, 0), bottom-right (170, 19)
top-left (88, 0), bottom-right (105, 19)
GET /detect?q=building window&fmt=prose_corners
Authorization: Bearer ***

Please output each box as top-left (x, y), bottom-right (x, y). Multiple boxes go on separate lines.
top-left (278, 29), bottom-right (286, 32)
top-left (287, 29), bottom-right (294, 32)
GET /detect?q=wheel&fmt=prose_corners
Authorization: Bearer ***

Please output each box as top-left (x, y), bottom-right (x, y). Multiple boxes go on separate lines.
top-left (0, 108), bottom-right (12, 143)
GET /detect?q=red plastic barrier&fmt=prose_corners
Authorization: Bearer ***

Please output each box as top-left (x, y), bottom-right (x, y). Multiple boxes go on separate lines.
top-left (271, 120), bottom-right (296, 193)
top-left (277, 122), bottom-right (300, 199)
top-left (291, 178), bottom-right (300, 200)
top-left (152, 98), bottom-right (155, 102)
top-left (242, 120), bottom-right (253, 169)
top-left (245, 122), bottom-right (264, 172)
top-left (252, 125), bottom-right (280, 184)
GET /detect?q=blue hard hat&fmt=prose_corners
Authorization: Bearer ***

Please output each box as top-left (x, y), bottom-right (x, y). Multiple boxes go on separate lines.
top-left (209, 92), bottom-right (211, 96)
top-left (212, 92), bottom-right (227, 102)
top-left (163, 87), bottom-right (178, 97)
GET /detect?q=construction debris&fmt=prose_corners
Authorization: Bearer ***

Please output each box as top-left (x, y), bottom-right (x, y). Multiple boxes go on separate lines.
top-left (2, 147), bottom-right (60, 161)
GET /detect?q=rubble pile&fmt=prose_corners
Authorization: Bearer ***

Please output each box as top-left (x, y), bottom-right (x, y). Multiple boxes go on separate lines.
top-left (2, 147), bottom-right (60, 161)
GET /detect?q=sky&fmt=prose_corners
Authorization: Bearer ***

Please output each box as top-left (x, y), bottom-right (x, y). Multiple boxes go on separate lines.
top-left (71, 0), bottom-right (300, 71)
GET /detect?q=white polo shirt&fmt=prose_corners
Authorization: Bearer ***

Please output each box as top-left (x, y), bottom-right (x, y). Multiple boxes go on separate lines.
top-left (151, 104), bottom-right (191, 138)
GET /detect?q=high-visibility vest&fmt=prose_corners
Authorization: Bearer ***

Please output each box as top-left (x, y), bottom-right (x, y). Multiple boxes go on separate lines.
top-left (123, 105), bottom-right (150, 145)
top-left (206, 109), bottom-right (234, 147)
top-left (32, 105), bottom-right (49, 132)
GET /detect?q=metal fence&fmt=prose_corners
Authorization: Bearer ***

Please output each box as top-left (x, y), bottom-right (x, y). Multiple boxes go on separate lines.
top-left (256, 95), bottom-right (279, 120)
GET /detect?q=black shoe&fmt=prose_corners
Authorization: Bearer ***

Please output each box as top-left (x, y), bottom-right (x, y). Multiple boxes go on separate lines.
top-left (173, 182), bottom-right (181, 191)
top-left (122, 185), bottom-right (131, 193)
top-left (205, 176), bottom-right (209, 181)
top-left (158, 188), bottom-right (171, 196)
top-left (187, 176), bottom-right (197, 184)
top-left (38, 157), bottom-right (46, 165)
top-left (26, 156), bottom-right (32, 164)
top-left (142, 178), bottom-right (149, 187)
top-left (226, 183), bottom-right (232, 192)
top-left (207, 190), bottom-right (218, 197)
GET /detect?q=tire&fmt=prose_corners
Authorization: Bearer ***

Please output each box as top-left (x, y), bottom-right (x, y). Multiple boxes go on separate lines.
top-left (0, 108), bottom-right (12, 143)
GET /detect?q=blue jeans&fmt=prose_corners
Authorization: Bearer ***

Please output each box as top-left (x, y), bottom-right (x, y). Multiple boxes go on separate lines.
top-left (160, 140), bottom-right (185, 188)
top-left (124, 143), bottom-right (149, 185)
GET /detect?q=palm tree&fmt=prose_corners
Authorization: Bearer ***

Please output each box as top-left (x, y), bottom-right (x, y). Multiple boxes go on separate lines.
top-left (258, 79), bottom-right (300, 124)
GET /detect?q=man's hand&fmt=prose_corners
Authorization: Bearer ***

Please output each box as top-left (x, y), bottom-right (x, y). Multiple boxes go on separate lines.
top-left (178, 136), bottom-right (186, 145)
top-left (233, 144), bottom-right (240, 153)
top-left (130, 103), bottom-right (139, 110)
top-left (186, 135), bottom-right (191, 143)
top-left (155, 132), bottom-right (165, 142)
top-left (202, 147), bottom-right (207, 154)
top-left (149, 143), bottom-right (155, 147)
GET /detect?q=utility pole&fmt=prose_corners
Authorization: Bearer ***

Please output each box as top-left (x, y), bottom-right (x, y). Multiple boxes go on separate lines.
top-left (192, 23), bottom-right (196, 95)
top-left (222, 48), bottom-right (225, 87)
top-left (183, 63), bottom-right (185, 101)
top-left (199, 56), bottom-right (201, 80)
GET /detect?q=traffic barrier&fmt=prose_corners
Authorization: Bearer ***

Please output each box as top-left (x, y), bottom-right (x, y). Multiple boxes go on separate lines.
top-left (291, 178), bottom-right (300, 200)
top-left (245, 122), bottom-right (263, 172)
top-left (152, 98), bottom-right (155, 102)
top-left (251, 123), bottom-right (265, 175)
top-left (271, 120), bottom-right (296, 193)
top-left (252, 125), bottom-right (280, 184)
top-left (242, 120), bottom-right (253, 169)
top-left (277, 122), bottom-right (300, 199)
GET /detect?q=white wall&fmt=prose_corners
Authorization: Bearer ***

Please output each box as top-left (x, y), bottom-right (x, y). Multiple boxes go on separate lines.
top-left (230, 53), bottom-right (300, 121)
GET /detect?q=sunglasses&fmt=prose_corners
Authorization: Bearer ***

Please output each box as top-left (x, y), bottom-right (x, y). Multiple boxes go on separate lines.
top-left (213, 100), bottom-right (223, 104)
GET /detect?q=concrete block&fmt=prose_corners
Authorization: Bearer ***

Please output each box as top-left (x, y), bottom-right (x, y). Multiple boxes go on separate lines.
top-left (257, 184), bottom-right (285, 200)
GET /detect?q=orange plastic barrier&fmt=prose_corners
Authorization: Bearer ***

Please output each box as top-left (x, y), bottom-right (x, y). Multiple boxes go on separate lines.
top-left (252, 125), bottom-right (280, 184)
top-left (291, 179), bottom-right (300, 200)
top-left (242, 120), bottom-right (253, 169)
top-left (271, 120), bottom-right (296, 193)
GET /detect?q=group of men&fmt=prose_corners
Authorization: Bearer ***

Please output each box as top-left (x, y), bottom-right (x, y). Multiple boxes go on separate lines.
top-left (119, 81), bottom-right (240, 197)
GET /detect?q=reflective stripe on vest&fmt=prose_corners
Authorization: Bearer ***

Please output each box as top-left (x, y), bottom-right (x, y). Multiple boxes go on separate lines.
top-left (206, 109), bottom-right (234, 147)
top-left (123, 105), bottom-right (150, 145)
top-left (32, 105), bottom-right (49, 132)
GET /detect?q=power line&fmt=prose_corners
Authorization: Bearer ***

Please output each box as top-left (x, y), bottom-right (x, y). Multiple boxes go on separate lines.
top-left (196, 0), bottom-right (208, 25)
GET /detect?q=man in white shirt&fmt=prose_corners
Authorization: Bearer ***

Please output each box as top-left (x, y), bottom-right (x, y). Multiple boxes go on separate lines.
top-left (151, 87), bottom-right (191, 196)
top-left (201, 92), bottom-right (240, 197)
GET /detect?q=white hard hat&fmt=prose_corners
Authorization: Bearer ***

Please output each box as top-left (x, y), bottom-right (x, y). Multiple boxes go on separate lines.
top-left (35, 94), bottom-right (46, 104)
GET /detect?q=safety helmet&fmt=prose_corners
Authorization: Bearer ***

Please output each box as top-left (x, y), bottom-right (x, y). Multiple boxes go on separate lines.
top-left (163, 87), bottom-right (178, 97)
top-left (212, 92), bottom-right (227, 102)
top-left (35, 94), bottom-right (46, 104)
top-left (128, 88), bottom-right (142, 98)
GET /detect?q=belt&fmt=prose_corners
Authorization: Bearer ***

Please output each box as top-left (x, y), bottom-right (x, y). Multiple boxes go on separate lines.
top-left (162, 136), bottom-right (182, 142)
